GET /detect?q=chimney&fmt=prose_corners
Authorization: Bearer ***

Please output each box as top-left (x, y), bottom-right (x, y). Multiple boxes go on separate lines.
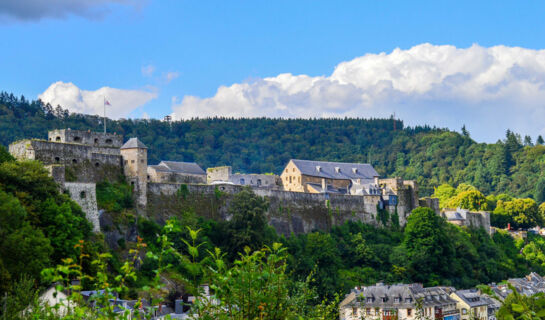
top-left (374, 176), bottom-right (379, 185)
top-left (321, 178), bottom-right (326, 192)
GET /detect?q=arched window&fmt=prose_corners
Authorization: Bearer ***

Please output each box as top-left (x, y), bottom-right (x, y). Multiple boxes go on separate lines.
top-left (56, 136), bottom-right (61, 141)
top-left (94, 138), bottom-right (99, 144)
top-left (72, 159), bottom-right (77, 164)
top-left (55, 157), bottom-right (60, 163)
top-left (105, 139), bottom-right (113, 144)
top-left (80, 191), bottom-right (86, 199)
top-left (257, 179), bottom-right (262, 186)
top-left (240, 178), bottom-right (245, 185)
top-left (73, 136), bottom-right (81, 142)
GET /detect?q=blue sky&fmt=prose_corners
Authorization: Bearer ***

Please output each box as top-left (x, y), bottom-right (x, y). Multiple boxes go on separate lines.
top-left (2, 1), bottom-right (545, 142)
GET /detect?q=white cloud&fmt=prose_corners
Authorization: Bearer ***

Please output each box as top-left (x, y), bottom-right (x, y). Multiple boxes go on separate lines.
top-left (172, 43), bottom-right (545, 141)
top-left (164, 71), bottom-right (179, 83)
top-left (141, 65), bottom-right (155, 77)
top-left (39, 81), bottom-right (157, 119)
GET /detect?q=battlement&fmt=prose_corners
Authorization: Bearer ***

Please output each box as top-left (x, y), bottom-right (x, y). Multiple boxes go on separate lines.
top-left (48, 129), bottom-right (123, 148)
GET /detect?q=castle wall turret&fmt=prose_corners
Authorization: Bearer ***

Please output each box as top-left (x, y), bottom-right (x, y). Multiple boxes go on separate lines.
top-left (120, 138), bottom-right (148, 208)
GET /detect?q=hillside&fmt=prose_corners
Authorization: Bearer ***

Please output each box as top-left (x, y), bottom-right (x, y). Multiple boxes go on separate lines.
top-left (2, 92), bottom-right (545, 197)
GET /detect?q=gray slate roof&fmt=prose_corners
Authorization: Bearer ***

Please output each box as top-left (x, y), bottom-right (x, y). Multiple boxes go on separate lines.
top-left (453, 289), bottom-right (488, 307)
top-left (151, 161), bottom-right (205, 175)
top-left (120, 137), bottom-right (148, 149)
top-left (290, 159), bottom-right (379, 180)
top-left (445, 211), bottom-right (465, 221)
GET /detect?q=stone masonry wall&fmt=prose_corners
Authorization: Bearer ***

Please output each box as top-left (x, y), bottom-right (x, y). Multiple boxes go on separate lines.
top-left (147, 183), bottom-right (383, 236)
top-left (64, 182), bottom-right (100, 232)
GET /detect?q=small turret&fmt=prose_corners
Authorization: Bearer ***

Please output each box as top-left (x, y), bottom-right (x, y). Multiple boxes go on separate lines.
top-left (120, 138), bottom-right (148, 208)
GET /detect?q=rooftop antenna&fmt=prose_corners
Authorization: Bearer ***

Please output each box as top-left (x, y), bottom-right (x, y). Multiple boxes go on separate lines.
top-left (392, 112), bottom-right (396, 131)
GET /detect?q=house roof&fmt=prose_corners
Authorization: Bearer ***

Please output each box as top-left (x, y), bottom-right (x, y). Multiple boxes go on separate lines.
top-left (150, 161), bottom-right (205, 175)
top-left (120, 137), bottom-right (147, 149)
top-left (289, 159), bottom-right (379, 181)
top-left (453, 289), bottom-right (488, 307)
top-left (445, 211), bottom-right (465, 221)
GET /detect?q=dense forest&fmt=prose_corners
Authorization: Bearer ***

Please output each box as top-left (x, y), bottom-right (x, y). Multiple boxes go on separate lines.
top-left (3, 92), bottom-right (545, 197)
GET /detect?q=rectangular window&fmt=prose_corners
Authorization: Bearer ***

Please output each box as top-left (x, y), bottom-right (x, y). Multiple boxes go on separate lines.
top-left (407, 309), bottom-right (412, 316)
top-left (131, 160), bottom-right (135, 164)
top-left (140, 159), bottom-right (144, 163)
top-left (366, 308), bottom-right (371, 315)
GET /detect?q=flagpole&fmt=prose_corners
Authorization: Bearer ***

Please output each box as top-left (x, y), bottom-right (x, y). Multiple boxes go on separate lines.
top-left (103, 96), bottom-right (106, 134)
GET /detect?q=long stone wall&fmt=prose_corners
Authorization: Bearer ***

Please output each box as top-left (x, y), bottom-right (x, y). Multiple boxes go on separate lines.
top-left (147, 183), bottom-right (385, 236)
top-left (64, 182), bottom-right (100, 232)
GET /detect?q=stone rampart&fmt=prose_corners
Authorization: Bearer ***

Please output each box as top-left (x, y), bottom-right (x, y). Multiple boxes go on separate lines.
top-left (63, 182), bottom-right (100, 232)
top-left (147, 183), bottom-right (383, 236)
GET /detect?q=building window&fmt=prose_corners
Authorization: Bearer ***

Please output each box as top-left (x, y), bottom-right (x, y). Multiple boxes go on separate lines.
top-left (72, 159), bottom-right (77, 164)
top-left (140, 159), bottom-right (144, 163)
top-left (74, 136), bottom-right (81, 142)
top-left (124, 160), bottom-right (128, 165)
top-left (240, 178), bottom-right (245, 185)
top-left (366, 308), bottom-right (371, 315)
top-left (407, 309), bottom-right (412, 316)
top-left (257, 179), bottom-right (262, 186)
top-left (105, 139), bottom-right (113, 144)
top-left (352, 307), bottom-right (357, 316)
top-left (55, 157), bottom-right (60, 163)
top-left (80, 191), bottom-right (86, 199)
top-left (289, 176), bottom-right (292, 183)
top-left (56, 136), bottom-right (61, 141)
top-left (94, 138), bottom-right (99, 144)
top-left (462, 309), bottom-right (467, 315)
top-left (394, 297), bottom-right (400, 303)
top-left (95, 162), bottom-right (100, 167)
top-left (382, 297), bottom-right (387, 303)
top-left (131, 160), bottom-right (135, 164)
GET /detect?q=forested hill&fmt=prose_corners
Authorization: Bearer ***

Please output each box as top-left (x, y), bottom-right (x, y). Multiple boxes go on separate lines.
top-left (2, 91), bottom-right (545, 198)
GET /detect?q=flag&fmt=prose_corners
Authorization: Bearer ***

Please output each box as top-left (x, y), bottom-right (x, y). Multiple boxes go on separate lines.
top-left (105, 100), bottom-right (111, 106)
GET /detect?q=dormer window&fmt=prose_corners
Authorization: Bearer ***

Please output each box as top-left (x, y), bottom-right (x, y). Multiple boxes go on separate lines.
top-left (352, 168), bottom-right (358, 174)
top-left (394, 297), bottom-right (400, 303)
top-left (335, 167), bottom-right (341, 173)
top-left (366, 297), bottom-right (373, 303)
top-left (382, 297), bottom-right (387, 303)
top-left (316, 166), bottom-right (321, 172)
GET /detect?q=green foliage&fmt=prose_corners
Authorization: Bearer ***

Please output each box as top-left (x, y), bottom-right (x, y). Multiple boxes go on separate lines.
top-left (495, 198), bottom-right (541, 229)
top-left (0, 160), bottom-right (92, 296)
top-left (217, 187), bottom-right (276, 260)
top-left (96, 181), bottom-right (133, 213)
top-left (446, 190), bottom-right (488, 211)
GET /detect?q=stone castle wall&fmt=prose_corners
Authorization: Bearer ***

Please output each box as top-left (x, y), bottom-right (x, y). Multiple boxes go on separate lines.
top-left (48, 129), bottom-right (123, 148)
top-left (147, 183), bottom-right (385, 236)
top-left (63, 182), bottom-right (100, 232)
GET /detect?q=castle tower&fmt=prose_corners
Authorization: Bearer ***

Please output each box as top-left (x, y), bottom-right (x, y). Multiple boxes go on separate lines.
top-left (120, 138), bottom-right (148, 208)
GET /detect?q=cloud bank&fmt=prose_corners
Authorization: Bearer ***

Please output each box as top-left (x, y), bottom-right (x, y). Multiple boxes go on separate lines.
top-left (172, 43), bottom-right (545, 141)
top-left (0, 0), bottom-right (141, 21)
top-left (39, 81), bottom-right (157, 119)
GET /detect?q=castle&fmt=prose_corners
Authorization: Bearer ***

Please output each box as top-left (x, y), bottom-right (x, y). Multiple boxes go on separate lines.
top-left (9, 129), bottom-right (440, 235)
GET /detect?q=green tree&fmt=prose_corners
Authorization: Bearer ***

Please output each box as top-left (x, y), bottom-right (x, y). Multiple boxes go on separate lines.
top-left (446, 190), bottom-right (488, 211)
top-left (433, 184), bottom-right (456, 208)
top-left (537, 135), bottom-right (545, 145)
top-left (0, 190), bottom-right (51, 296)
top-left (220, 187), bottom-right (276, 259)
top-left (495, 198), bottom-right (541, 229)
top-left (397, 207), bottom-right (454, 284)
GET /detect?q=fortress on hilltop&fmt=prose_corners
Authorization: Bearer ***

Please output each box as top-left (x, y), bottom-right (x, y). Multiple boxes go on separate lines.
top-left (9, 129), bottom-right (449, 236)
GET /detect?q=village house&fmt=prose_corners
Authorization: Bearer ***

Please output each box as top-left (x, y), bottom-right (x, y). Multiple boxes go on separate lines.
top-left (339, 282), bottom-right (459, 320)
top-left (147, 160), bottom-right (206, 184)
top-left (206, 166), bottom-right (279, 188)
top-left (450, 289), bottom-right (488, 320)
